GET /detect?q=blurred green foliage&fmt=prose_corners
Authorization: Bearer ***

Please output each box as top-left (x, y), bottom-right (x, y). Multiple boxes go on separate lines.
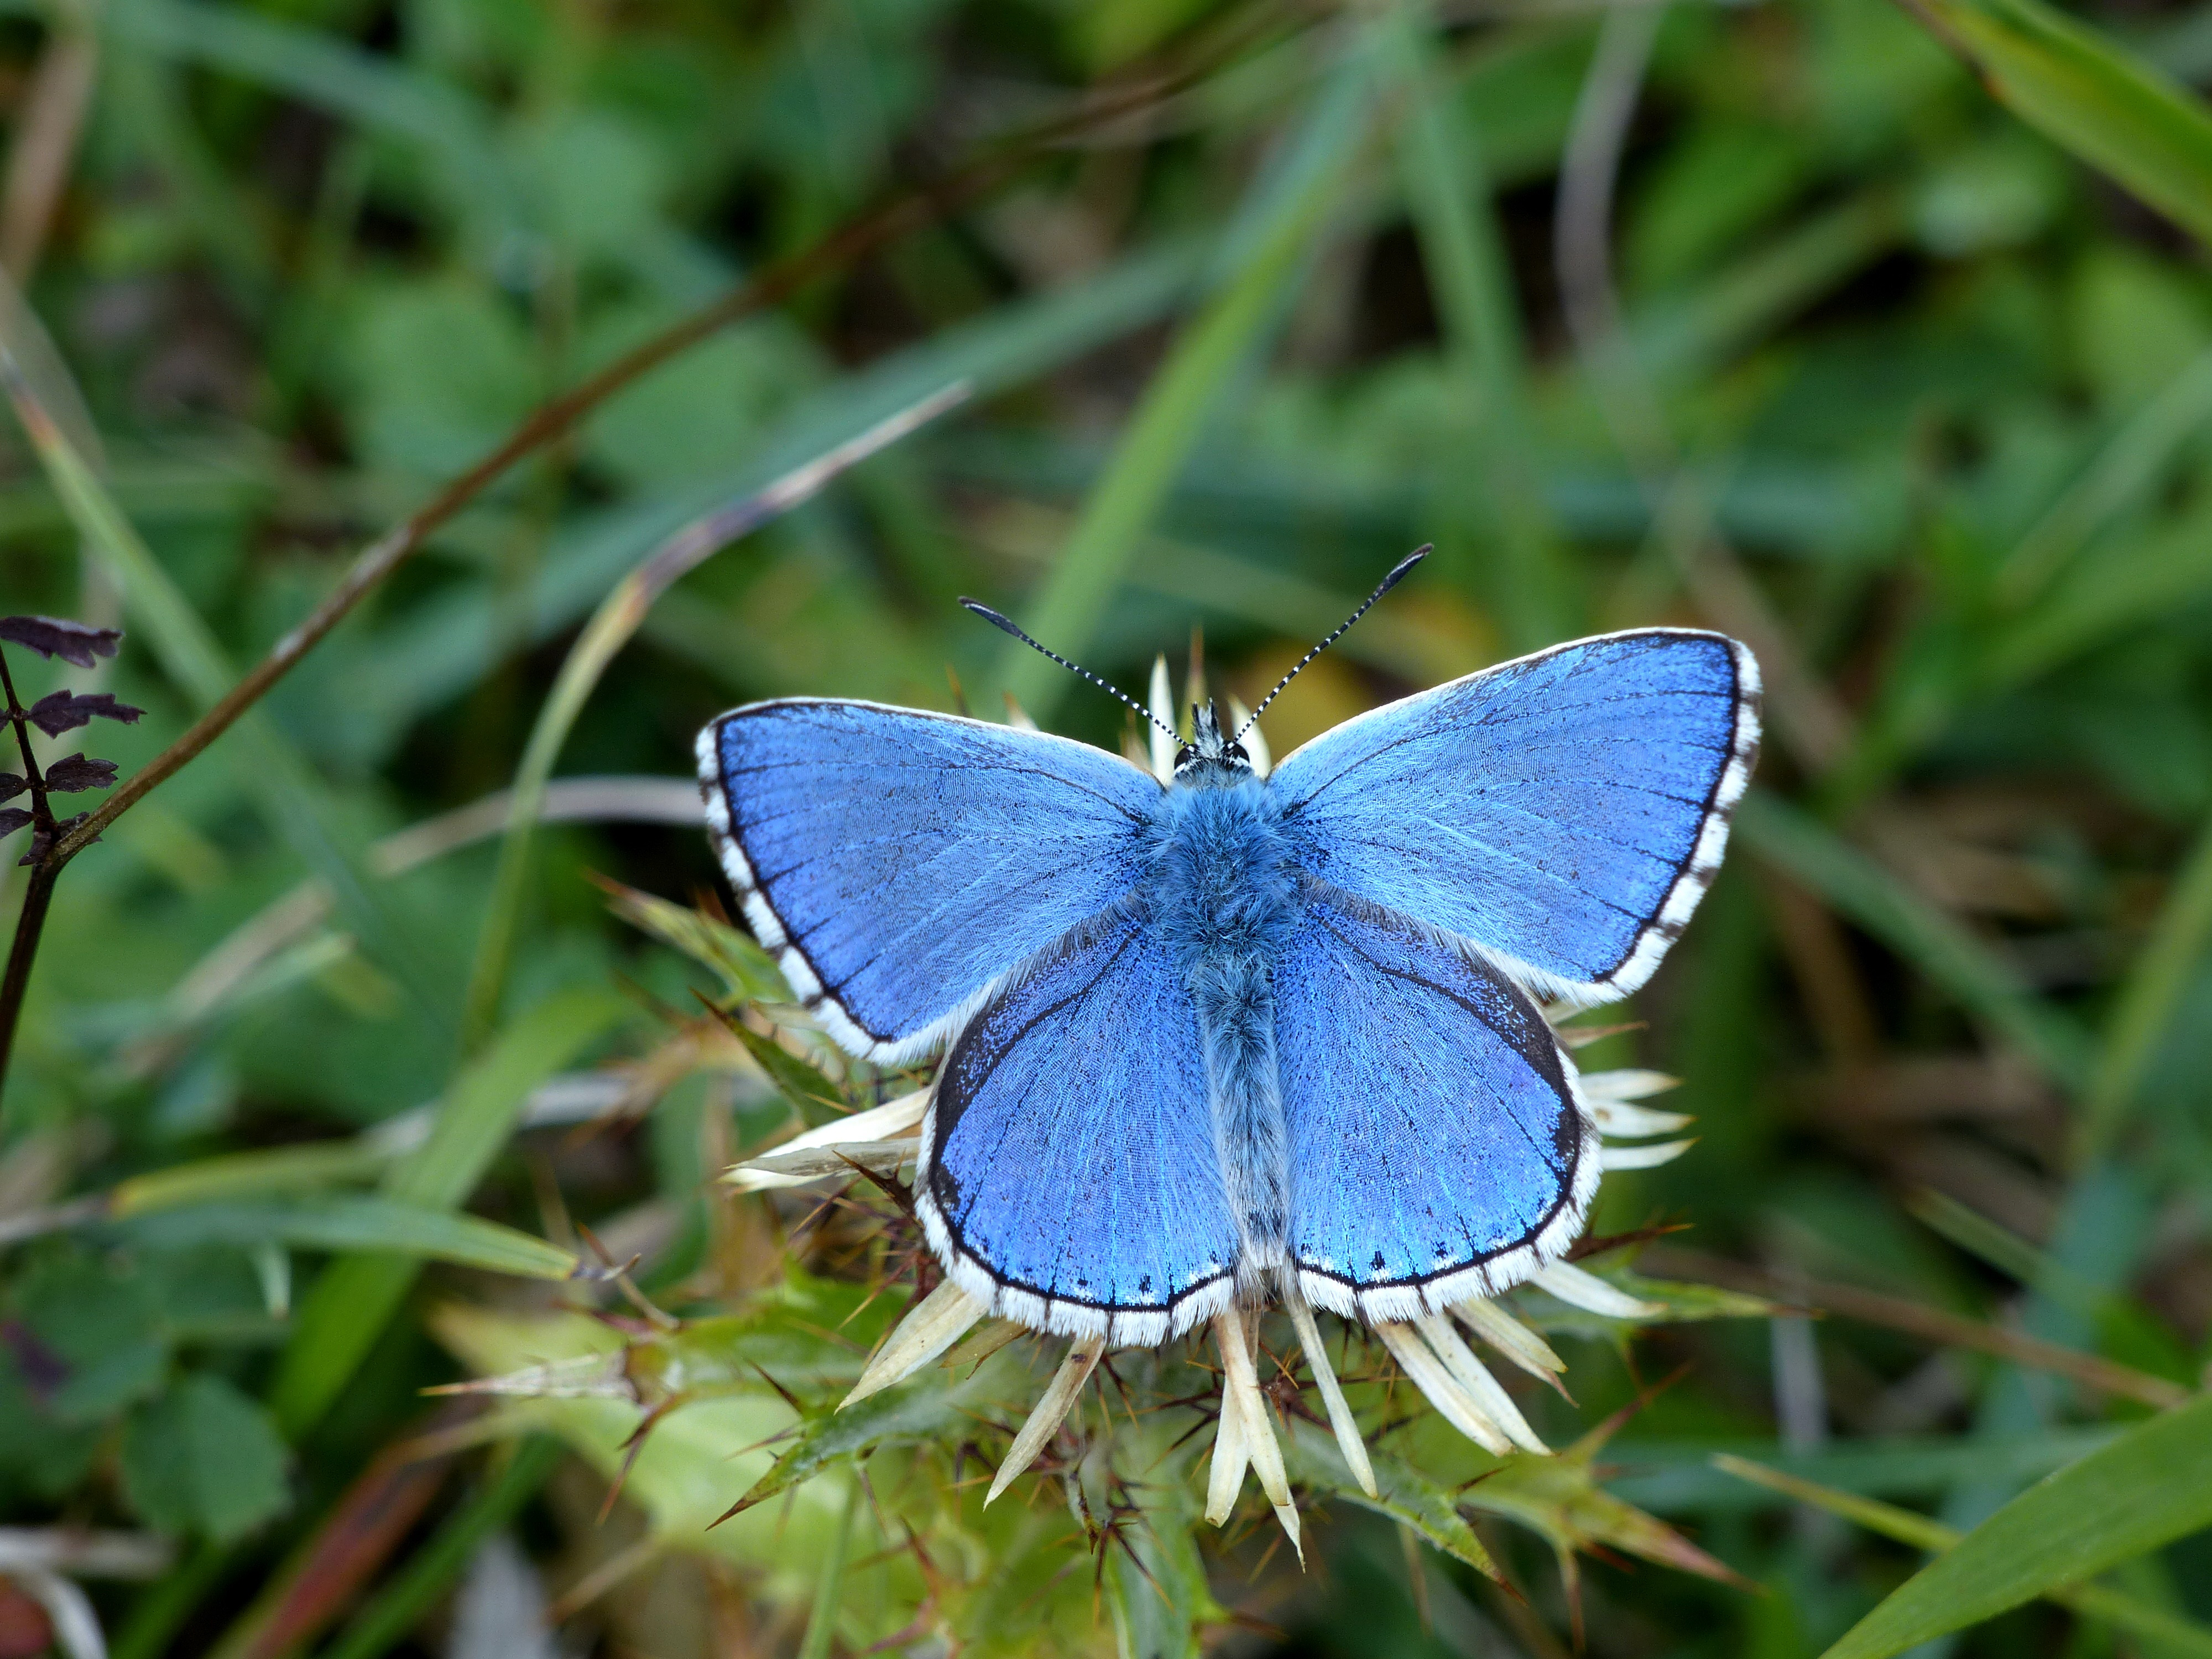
top-left (0, 0), bottom-right (2209, 1653)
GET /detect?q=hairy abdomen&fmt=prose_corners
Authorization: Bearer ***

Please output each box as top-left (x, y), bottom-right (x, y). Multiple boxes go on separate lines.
top-left (1146, 779), bottom-right (1298, 1276)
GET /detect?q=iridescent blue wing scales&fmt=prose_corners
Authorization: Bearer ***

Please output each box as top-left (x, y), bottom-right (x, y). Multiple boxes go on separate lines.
top-left (697, 700), bottom-right (1161, 1062)
top-left (1276, 884), bottom-right (1598, 1321)
top-left (916, 905), bottom-right (1238, 1344)
top-left (1271, 630), bottom-right (1760, 1005)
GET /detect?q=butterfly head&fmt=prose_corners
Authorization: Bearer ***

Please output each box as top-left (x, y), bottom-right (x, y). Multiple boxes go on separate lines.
top-left (1174, 700), bottom-right (1251, 782)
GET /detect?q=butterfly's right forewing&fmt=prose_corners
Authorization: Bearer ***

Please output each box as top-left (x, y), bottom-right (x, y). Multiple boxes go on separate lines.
top-left (698, 700), bottom-right (1162, 1064)
top-left (1269, 629), bottom-right (1759, 1007)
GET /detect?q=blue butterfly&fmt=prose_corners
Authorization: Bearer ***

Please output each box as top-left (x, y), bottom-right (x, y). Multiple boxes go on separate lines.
top-left (697, 551), bottom-right (1760, 1345)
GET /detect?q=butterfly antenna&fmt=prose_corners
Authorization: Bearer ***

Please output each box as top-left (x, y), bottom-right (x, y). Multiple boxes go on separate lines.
top-left (1235, 545), bottom-right (1430, 739)
top-left (960, 599), bottom-right (1178, 741)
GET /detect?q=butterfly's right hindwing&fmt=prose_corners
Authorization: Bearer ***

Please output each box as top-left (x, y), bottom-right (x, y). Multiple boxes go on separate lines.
top-left (1275, 883), bottom-right (1598, 1323)
top-left (917, 904), bottom-right (1240, 1344)
top-left (698, 700), bottom-right (1162, 1063)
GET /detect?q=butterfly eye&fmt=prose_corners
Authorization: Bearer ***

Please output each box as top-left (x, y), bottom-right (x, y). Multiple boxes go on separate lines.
top-left (1173, 744), bottom-right (1196, 770)
top-left (1225, 741), bottom-right (1250, 766)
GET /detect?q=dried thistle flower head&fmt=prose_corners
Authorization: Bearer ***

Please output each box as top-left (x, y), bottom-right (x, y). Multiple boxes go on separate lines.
top-left (726, 1045), bottom-right (1708, 1564)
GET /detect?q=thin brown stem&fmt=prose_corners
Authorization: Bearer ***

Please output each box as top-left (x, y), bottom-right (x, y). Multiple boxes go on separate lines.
top-left (1645, 1246), bottom-right (2192, 1411)
top-left (0, 645), bottom-right (62, 1090)
top-left (46, 14), bottom-right (1276, 869)
top-left (0, 860), bottom-right (57, 1099)
top-left (0, 649), bottom-right (43, 805)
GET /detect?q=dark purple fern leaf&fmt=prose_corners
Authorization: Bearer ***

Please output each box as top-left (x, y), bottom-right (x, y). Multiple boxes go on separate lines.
top-left (27, 690), bottom-right (142, 738)
top-left (0, 808), bottom-right (29, 839)
top-left (0, 775), bottom-right (22, 804)
top-left (0, 616), bottom-right (122, 667)
top-left (43, 754), bottom-right (117, 794)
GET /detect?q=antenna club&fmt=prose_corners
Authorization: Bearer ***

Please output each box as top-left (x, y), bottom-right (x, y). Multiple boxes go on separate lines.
top-left (1235, 546), bottom-right (1431, 741)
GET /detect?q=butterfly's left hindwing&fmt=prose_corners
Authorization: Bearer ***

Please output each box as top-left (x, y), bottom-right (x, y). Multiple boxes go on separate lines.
top-left (698, 700), bottom-right (1161, 1063)
top-left (917, 905), bottom-right (1239, 1345)
top-left (1277, 883), bottom-right (1598, 1323)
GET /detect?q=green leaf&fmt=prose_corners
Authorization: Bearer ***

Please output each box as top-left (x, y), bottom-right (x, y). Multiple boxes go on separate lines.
top-left (622, 1278), bottom-right (899, 1399)
top-left (1820, 1392), bottom-right (2212, 1658)
top-left (596, 877), bottom-right (785, 1000)
top-left (1897, 0), bottom-right (2212, 247)
top-left (425, 1302), bottom-right (847, 1563)
top-left (122, 1374), bottom-right (290, 1542)
top-left (1284, 1420), bottom-right (1504, 1583)
top-left (707, 1009), bottom-right (850, 1124)
top-left (14, 1251), bottom-right (170, 1421)
top-left (724, 1371), bottom-right (975, 1519)
top-left (112, 1196), bottom-right (578, 1280)
top-left (1469, 1435), bottom-right (1747, 1590)
top-left (1104, 1484), bottom-right (1215, 1659)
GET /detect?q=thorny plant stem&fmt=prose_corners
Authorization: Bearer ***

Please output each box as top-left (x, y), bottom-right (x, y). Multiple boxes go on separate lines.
top-left (38, 8), bottom-right (1273, 874)
top-left (0, 645), bottom-right (61, 1088)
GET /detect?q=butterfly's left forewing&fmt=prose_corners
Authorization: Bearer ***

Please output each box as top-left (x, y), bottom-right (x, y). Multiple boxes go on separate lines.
top-left (1276, 883), bottom-right (1597, 1323)
top-left (699, 700), bottom-right (1161, 1063)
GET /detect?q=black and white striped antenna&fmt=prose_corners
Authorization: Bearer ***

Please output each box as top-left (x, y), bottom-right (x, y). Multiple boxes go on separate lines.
top-left (960, 599), bottom-right (1178, 742)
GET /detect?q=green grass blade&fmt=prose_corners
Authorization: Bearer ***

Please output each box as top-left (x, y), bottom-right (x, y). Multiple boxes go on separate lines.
top-left (1000, 43), bottom-right (1380, 720)
top-left (1814, 1393), bottom-right (2212, 1658)
top-left (108, 1142), bottom-right (398, 1217)
top-left (270, 990), bottom-right (624, 1437)
top-left (1984, 503), bottom-right (2212, 687)
top-left (1602, 1428), bottom-right (2122, 1513)
top-left (1386, 0), bottom-right (1572, 648)
top-left (382, 990), bottom-right (627, 1214)
top-left (794, 1478), bottom-right (862, 1659)
top-left (113, 1195), bottom-right (578, 1279)
top-left (1734, 791), bottom-right (2094, 1089)
top-left (1714, 1455), bottom-right (2212, 1656)
top-left (1996, 345), bottom-right (2212, 605)
top-left (1632, 194), bottom-right (1907, 383)
top-left (2078, 810), bottom-right (2212, 1162)
top-left (1898, 0), bottom-right (2212, 247)
top-left (107, 0), bottom-right (494, 168)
